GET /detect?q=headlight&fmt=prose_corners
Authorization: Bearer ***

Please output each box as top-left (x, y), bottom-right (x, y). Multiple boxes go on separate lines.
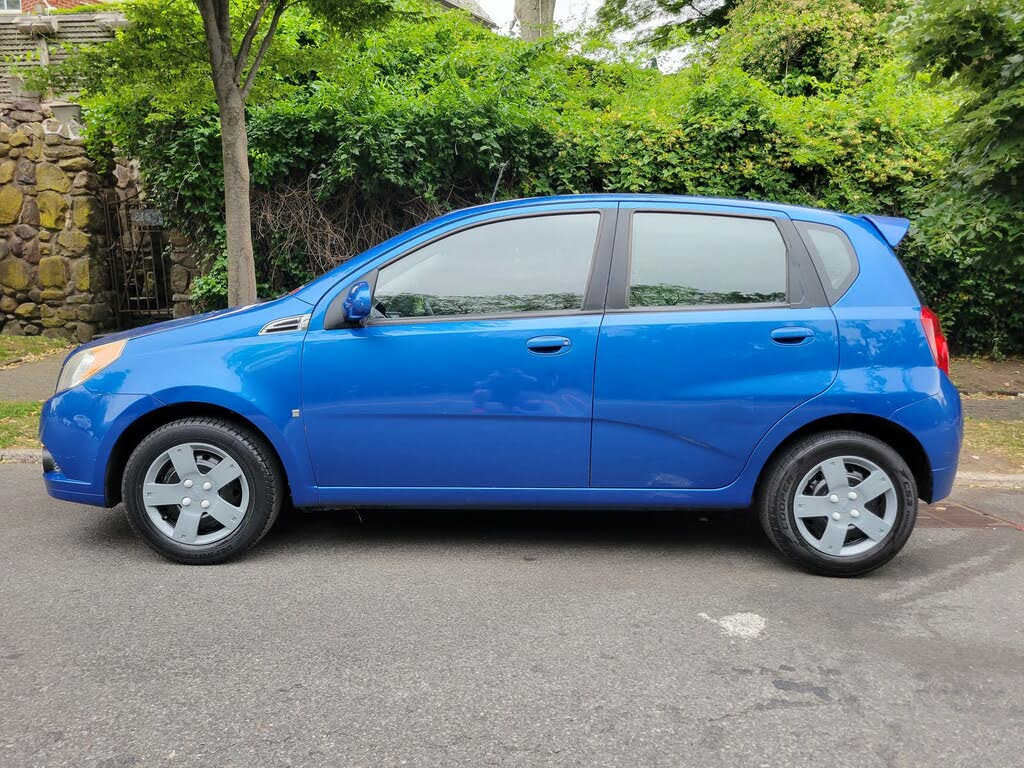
top-left (56, 339), bottom-right (127, 394)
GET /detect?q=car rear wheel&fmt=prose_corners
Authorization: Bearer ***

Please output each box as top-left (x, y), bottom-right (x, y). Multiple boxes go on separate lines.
top-left (121, 417), bottom-right (282, 564)
top-left (757, 430), bottom-right (917, 576)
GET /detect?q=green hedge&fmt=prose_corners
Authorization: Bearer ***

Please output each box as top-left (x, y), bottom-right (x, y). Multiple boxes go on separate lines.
top-left (51, 0), bottom-right (1024, 354)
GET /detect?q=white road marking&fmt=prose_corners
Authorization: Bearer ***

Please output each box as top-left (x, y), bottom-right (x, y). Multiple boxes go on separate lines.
top-left (699, 612), bottom-right (766, 639)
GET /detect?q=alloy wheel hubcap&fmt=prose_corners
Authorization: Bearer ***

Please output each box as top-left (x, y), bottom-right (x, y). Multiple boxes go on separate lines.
top-left (792, 455), bottom-right (897, 557)
top-left (141, 442), bottom-right (249, 546)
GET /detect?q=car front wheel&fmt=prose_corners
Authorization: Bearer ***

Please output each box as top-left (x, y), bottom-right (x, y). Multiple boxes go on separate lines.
top-left (121, 417), bottom-right (283, 564)
top-left (757, 430), bottom-right (918, 576)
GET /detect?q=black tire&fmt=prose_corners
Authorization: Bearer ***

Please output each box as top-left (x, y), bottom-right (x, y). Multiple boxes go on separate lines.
top-left (757, 430), bottom-right (917, 577)
top-left (121, 417), bottom-right (283, 564)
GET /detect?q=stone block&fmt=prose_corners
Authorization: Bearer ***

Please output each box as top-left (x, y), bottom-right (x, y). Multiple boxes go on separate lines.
top-left (0, 258), bottom-right (30, 290)
top-left (0, 186), bottom-right (23, 224)
top-left (37, 163), bottom-right (72, 193)
top-left (38, 256), bottom-right (66, 288)
top-left (70, 258), bottom-right (91, 292)
top-left (170, 263), bottom-right (190, 294)
top-left (0, 159), bottom-right (14, 184)
top-left (14, 301), bottom-right (36, 318)
top-left (42, 327), bottom-right (75, 340)
top-left (71, 196), bottom-right (98, 229)
top-left (59, 156), bottom-right (93, 173)
top-left (58, 306), bottom-right (77, 321)
top-left (19, 196), bottom-right (39, 227)
top-left (77, 303), bottom-right (110, 323)
top-left (14, 157), bottom-right (35, 185)
top-left (21, 238), bottom-right (40, 265)
top-left (76, 321), bottom-right (95, 343)
top-left (73, 171), bottom-right (99, 191)
top-left (1, 321), bottom-right (24, 336)
top-left (8, 131), bottom-right (29, 148)
top-left (14, 224), bottom-right (37, 240)
top-left (57, 230), bottom-right (90, 255)
top-left (24, 140), bottom-right (42, 162)
top-left (41, 315), bottom-right (65, 328)
top-left (0, 295), bottom-right (16, 312)
top-left (40, 288), bottom-right (65, 301)
top-left (43, 144), bottom-right (85, 160)
top-left (23, 323), bottom-right (40, 336)
top-left (37, 191), bottom-right (67, 230)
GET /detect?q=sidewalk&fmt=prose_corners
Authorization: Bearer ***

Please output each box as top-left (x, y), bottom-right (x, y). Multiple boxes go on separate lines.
top-left (0, 357), bottom-right (61, 402)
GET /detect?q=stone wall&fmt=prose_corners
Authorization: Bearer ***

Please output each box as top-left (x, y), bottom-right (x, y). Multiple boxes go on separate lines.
top-left (0, 100), bottom-right (113, 341)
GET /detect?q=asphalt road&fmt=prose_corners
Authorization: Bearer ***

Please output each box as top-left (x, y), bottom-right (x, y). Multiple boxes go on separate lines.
top-left (2, 463), bottom-right (1022, 768)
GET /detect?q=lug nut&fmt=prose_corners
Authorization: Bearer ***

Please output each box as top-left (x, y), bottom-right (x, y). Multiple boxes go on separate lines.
top-left (200, 499), bottom-right (210, 509)
top-left (850, 509), bottom-right (860, 518)
top-left (829, 494), bottom-right (839, 503)
top-left (181, 497), bottom-right (191, 506)
top-left (832, 512), bottom-right (841, 520)
top-left (848, 491), bottom-right (857, 500)
top-left (203, 481), bottom-right (212, 491)
top-left (183, 479), bottom-right (193, 489)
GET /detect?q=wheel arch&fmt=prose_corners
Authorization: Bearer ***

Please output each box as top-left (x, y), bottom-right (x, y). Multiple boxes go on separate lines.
top-left (754, 413), bottom-right (933, 503)
top-left (104, 402), bottom-right (292, 507)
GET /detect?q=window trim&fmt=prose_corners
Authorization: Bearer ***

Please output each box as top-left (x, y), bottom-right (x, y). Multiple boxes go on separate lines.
top-left (605, 208), bottom-right (817, 314)
top-left (351, 209), bottom-right (616, 327)
top-left (793, 220), bottom-right (860, 305)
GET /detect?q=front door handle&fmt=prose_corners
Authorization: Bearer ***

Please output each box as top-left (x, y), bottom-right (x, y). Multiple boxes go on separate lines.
top-left (771, 326), bottom-right (815, 345)
top-left (527, 335), bottom-right (572, 355)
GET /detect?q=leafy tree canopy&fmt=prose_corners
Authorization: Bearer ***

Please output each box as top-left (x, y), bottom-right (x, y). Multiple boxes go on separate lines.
top-left (38, 0), bottom-right (1024, 353)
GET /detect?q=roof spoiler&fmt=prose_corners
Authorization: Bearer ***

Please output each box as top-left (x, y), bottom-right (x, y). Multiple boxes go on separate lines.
top-left (858, 214), bottom-right (910, 249)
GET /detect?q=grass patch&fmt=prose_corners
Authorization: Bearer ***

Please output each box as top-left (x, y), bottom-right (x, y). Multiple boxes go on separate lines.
top-left (0, 336), bottom-right (71, 367)
top-left (0, 401), bottom-right (42, 450)
top-left (963, 418), bottom-right (1024, 469)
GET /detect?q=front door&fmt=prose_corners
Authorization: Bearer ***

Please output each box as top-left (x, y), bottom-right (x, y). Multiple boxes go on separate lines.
top-left (591, 205), bottom-right (839, 489)
top-left (301, 207), bottom-right (616, 491)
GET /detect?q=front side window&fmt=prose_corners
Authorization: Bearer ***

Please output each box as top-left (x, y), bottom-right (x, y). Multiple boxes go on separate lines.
top-left (373, 213), bottom-right (600, 319)
top-left (628, 213), bottom-right (788, 308)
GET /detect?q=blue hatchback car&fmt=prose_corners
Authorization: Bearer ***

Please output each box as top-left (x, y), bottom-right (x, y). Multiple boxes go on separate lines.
top-left (40, 195), bottom-right (961, 574)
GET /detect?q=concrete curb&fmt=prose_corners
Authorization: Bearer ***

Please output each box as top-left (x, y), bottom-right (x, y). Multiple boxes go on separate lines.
top-left (0, 449), bottom-right (42, 464)
top-left (954, 472), bottom-right (1024, 489)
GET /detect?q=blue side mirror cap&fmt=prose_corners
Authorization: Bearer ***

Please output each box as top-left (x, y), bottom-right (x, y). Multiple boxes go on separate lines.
top-left (343, 281), bottom-right (372, 323)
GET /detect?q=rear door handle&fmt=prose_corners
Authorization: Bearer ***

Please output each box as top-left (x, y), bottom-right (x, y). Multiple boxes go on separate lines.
top-left (770, 327), bottom-right (815, 345)
top-left (527, 335), bottom-right (572, 355)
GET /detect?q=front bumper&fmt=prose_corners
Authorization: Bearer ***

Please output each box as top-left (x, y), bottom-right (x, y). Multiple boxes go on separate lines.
top-left (40, 388), bottom-right (162, 507)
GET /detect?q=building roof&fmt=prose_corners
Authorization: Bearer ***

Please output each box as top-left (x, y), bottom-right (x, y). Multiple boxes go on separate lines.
top-left (436, 0), bottom-right (497, 27)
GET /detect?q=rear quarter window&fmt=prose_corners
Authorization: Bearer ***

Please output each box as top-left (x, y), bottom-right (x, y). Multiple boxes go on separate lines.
top-left (795, 221), bottom-right (859, 303)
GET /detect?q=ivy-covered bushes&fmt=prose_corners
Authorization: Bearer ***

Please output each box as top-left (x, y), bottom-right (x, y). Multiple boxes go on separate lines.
top-left (46, 0), bottom-right (1024, 354)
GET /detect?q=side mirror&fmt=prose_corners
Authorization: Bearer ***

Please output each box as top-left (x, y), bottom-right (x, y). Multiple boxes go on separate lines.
top-left (342, 281), bottom-right (372, 324)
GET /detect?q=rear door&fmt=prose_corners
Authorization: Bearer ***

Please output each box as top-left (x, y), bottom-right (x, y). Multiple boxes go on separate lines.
top-left (590, 203), bottom-right (839, 489)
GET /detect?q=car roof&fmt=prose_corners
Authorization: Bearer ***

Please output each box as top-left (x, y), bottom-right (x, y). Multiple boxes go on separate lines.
top-left (452, 193), bottom-right (861, 224)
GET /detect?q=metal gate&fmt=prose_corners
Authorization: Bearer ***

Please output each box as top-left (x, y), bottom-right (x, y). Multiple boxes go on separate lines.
top-left (102, 190), bottom-right (173, 329)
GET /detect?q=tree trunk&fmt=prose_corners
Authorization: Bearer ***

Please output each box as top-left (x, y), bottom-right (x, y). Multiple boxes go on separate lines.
top-left (515, 0), bottom-right (557, 43)
top-left (217, 84), bottom-right (258, 307)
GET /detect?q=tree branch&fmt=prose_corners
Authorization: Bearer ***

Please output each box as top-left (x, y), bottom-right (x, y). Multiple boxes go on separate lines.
top-left (195, 0), bottom-right (227, 67)
top-left (240, 0), bottom-right (288, 99)
top-left (235, 0), bottom-right (274, 83)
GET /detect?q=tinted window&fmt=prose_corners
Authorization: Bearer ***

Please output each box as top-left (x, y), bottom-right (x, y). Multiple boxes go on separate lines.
top-left (373, 214), bottom-right (600, 319)
top-left (795, 221), bottom-right (858, 302)
top-left (628, 213), bottom-right (787, 308)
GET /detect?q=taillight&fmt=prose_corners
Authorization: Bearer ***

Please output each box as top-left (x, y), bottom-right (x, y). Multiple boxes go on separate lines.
top-left (920, 306), bottom-right (949, 374)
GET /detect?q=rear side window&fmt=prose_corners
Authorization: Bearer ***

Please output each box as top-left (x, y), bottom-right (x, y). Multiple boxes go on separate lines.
top-left (795, 221), bottom-right (859, 303)
top-left (373, 213), bottom-right (600, 319)
top-left (628, 213), bottom-right (788, 308)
